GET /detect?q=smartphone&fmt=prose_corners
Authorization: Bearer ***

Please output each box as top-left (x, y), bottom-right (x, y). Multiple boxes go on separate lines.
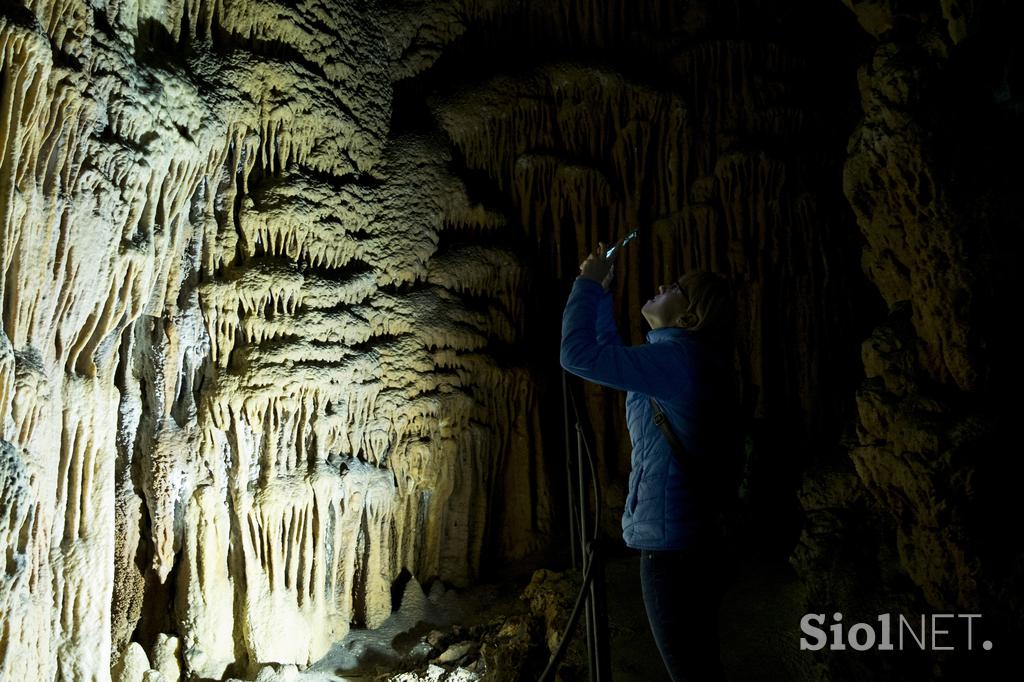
top-left (605, 229), bottom-right (638, 258)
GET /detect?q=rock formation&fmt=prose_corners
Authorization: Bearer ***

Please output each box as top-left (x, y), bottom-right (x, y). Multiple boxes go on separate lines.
top-left (793, 1), bottom-right (1022, 679)
top-left (1, 1), bottom-right (547, 678)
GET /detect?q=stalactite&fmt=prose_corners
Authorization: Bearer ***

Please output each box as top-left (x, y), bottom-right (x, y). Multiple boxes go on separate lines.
top-left (380, 0), bottom-right (467, 81)
top-left (49, 377), bottom-right (119, 681)
top-left (461, 0), bottom-right (694, 48)
top-left (176, 112), bottom-right (538, 672)
top-left (426, 245), bottom-right (526, 326)
top-left (435, 45), bottom-right (820, 422)
top-left (0, 337), bottom-right (13, 426)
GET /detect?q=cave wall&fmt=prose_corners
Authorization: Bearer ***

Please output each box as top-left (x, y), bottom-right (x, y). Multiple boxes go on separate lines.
top-left (0, 1), bottom-right (549, 679)
top-left (793, 1), bottom-right (1023, 680)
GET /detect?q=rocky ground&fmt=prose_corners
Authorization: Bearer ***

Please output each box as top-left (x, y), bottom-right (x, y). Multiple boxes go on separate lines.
top-left (261, 551), bottom-right (815, 682)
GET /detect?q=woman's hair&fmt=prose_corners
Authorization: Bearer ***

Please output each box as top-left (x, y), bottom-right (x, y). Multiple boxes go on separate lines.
top-left (678, 271), bottom-right (734, 338)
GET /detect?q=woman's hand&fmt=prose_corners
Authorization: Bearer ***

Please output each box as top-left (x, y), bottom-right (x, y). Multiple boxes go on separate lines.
top-left (601, 263), bottom-right (615, 291)
top-left (579, 242), bottom-right (613, 287)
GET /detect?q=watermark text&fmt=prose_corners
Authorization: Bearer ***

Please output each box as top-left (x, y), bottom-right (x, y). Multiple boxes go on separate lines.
top-left (800, 612), bottom-right (992, 652)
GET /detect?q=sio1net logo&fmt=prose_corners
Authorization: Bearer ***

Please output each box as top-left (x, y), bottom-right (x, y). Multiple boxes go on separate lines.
top-left (799, 612), bottom-right (993, 652)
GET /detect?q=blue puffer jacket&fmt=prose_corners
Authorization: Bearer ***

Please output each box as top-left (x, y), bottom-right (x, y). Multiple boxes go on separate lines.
top-left (560, 277), bottom-right (732, 550)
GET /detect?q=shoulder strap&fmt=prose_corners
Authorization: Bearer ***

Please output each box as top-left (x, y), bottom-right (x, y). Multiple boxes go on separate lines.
top-left (649, 397), bottom-right (690, 467)
top-left (651, 398), bottom-right (727, 514)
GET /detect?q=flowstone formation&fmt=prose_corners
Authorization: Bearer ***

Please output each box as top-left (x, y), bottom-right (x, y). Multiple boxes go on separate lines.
top-left (1, 1), bottom-right (548, 679)
top-left (430, 0), bottom-right (869, 555)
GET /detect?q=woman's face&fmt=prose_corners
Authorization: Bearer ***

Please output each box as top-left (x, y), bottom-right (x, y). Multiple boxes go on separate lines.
top-left (642, 281), bottom-right (691, 329)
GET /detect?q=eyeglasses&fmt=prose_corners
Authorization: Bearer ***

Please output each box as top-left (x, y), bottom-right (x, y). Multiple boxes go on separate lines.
top-left (661, 281), bottom-right (690, 307)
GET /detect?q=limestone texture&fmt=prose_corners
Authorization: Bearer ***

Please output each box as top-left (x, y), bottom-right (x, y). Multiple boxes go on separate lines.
top-left (792, 1), bottom-right (1023, 680)
top-left (0, 0), bottom-right (547, 678)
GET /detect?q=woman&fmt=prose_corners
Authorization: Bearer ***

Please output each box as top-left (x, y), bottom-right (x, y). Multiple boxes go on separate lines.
top-left (559, 243), bottom-right (736, 682)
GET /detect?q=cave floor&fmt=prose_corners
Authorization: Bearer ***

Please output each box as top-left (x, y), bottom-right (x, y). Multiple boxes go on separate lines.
top-left (302, 553), bottom-right (812, 681)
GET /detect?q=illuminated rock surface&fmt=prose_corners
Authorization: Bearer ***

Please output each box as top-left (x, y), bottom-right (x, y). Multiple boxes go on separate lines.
top-left (0, 1), bottom-right (545, 678)
top-left (0, 1), bottom-right (1019, 681)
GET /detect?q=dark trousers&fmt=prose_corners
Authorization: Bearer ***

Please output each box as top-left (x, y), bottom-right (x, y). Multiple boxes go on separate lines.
top-left (640, 547), bottom-right (726, 682)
